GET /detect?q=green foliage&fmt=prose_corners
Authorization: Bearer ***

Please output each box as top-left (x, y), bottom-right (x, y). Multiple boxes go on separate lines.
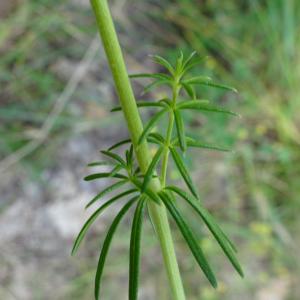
top-left (74, 52), bottom-right (242, 299)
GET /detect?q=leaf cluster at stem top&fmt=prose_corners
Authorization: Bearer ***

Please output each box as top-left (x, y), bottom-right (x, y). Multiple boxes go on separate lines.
top-left (74, 52), bottom-right (243, 300)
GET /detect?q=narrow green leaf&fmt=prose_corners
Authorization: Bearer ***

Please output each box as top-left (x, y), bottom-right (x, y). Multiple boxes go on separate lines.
top-left (125, 149), bottom-right (131, 167)
top-left (169, 147), bottom-right (198, 198)
top-left (135, 101), bottom-right (167, 108)
top-left (182, 51), bottom-right (197, 71)
top-left (142, 146), bottom-right (164, 191)
top-left (134, 166), bottom-right (141, 175)
top-left (175, 51), bottom-right (184, 75)
top-left (109, 164), bottom-right (123, 177)
top-left (181, 82), bottom-right (196, 99)
top-left (178, 102), bottom-right (239, 117)
top-left (138, 108), bottom-right (169, 145)
top-left (158, 98), bottom-right (172, 107)
top-left (173, 136), bottom-right (230, 152)
top-left (150, 54), bottom-right (175, 75)
top-left (148, 132), bottom-right (165, 144)
top-left (85, 179), bottom-right (128, 208)
top-left (183, 55), bottom-right (208, 74)
top-left (183, 77), bottom-right (237, 93)
top-left (159, 191), bottom-right (217, 288)
top-left (71, 189), bottom-right (137, 255)
top-left (100, 150), bottom-right (126, 167)
top-left (176, 100), bottom-right (210, 110)
top-left (143, 79), bottom-right (171, 95)
top-left (94, 197), bottom-right (138, 300)
top-left (130, 177), bottom-right (161, 205)
top-left (111, 101), bottom-right (166, 112)
top-left (108, 139), bottom-right (131, 151)
top-left (165, 186), bottom-right (243, 277)
top-left (143, 189), bottom-right (160, 204)
top-left (183, 76), bottom-right (212, 85)
top-left (174, 109), bottom-right (187, 152)
top-left (147, 137), bottom-right (161, 145)
top-left (187, 140), bottom-right (230, 152)
top-left (84, 172), bottom-right (127, 181)
top-left (129, 197), bottom-right (146, 300)
top-left (87, 161), bottom-right (113, 167)
top-left (205, 81), bottom-right (238, 93)
top-left (164, 186), bottom-right (237, 252)
top-left (126, 145), bottom-right (134, 169)
top-left (129, 73), bottom-right (171, 81)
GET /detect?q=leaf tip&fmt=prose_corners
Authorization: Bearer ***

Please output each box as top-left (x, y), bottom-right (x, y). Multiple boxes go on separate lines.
top-left (211, 278), bottom-right (218, 289)
top-left (71, 245), bottom-right (78, 256)
top-left (237, 266), bottom-right (245, 278)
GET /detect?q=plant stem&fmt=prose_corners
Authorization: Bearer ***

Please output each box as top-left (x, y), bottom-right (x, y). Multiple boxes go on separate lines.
top-left (90, 0), bottom-right (186, 299)
top-left (160, 111), bottom-right (174, 186)
top-left (160, 82), bottom-right (179, 186)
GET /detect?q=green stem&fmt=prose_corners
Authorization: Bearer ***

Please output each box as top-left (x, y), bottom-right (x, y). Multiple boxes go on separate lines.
top-left (160, 111), bottom-right (174, 186)
top-left (160, 82), bottom-right (179, 186)
top-left (90, 1), bottom-right (186, 299)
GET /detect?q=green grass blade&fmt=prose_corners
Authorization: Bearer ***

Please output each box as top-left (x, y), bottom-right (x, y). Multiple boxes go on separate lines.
top-left (94, 197), bottom-right (138, 300)
top-left (100, 150), bottom-right (126, 167)
top-left (150, 54), bottom-right (175, 75)
top-left (174, 109), bottom-right (187, 152)
top-left (138, 108), bottom-right (169, 145)
top-left (84, 172), bottom-right (127, 181)
top-left (169, 147), bottom-right (199, 198)
top-left (72, 189), bottom-right (138, 255)
top-left (108, 139), bottom-right (131, 151)
top-left (141, 146), bottom-right (164, 191)
top-left (129, 197), bottom-right (146, 300)
top-left (165, 186), bottom-right (243, 277)
top-left (159, 191), bottom-right (217, 288)
top-left (85, 179), bottom-right (128, 208)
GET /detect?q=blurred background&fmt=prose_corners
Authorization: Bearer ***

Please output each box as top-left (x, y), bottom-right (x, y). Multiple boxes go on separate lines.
top-left (0, 0), bottom-right (299, 299)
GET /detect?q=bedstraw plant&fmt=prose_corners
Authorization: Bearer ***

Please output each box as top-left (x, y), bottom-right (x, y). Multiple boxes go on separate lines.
top-left (72, 0), bottom-right (243, 299)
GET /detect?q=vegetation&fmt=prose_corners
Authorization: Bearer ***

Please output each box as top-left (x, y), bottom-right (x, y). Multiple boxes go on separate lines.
top-left (1, 0), bottom-right (299, 299)
top-left (73, 1), bottom-right (243, 299)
